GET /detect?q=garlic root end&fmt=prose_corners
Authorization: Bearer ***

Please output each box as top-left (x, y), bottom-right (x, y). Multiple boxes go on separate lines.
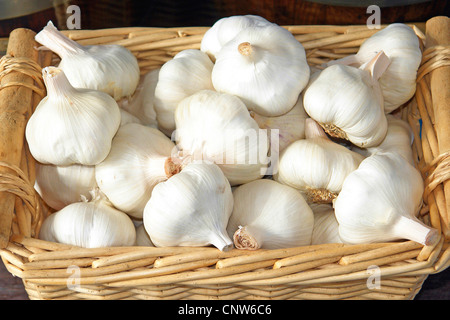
top-left (233, 225), bottom-right (260, 250)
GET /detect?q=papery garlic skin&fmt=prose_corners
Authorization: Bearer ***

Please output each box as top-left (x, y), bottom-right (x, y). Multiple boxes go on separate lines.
top-left (95, 123), bottom-right (177, 219)
top-left (39, 192), bottom-right (136, 248)
top-left (334, 152), bottom-right (437, 245)
top-left (118, 68), bottom-right (159, 128)
top-left (35, 21), bottom-right (140, 101)
top-left (174, 90), bottom-right (269, 186)
top-left (328, 23), bottom-right (422, 113)
top-left (212, 23), bottom-right (310, 117)
top-left (154, 50), bottom-right (214, 136)
top-left (35, 163), bottom-right (97, 211)
top-left (310, 203), bottom-right (343, 245)
top-left (143, 162), bottom-right (234, 251)
top-left (274, 120), bottom-right (365, 203)
top-left (200, 15), bottom-right (273, 60)
top-left (25, 67), bottom-right (121, 166)
top-left (227, 179), bottom-right (314, 250)
top-left (351, 114), bottom-right (415, 164)
top-left (250, 95), bottom-right (308, 153)
top-left (303, 62), bottom-right (388, 148)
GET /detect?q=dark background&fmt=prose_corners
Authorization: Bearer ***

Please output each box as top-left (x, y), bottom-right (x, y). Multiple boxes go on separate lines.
top-left (0, 0), bottom-right (449, 300)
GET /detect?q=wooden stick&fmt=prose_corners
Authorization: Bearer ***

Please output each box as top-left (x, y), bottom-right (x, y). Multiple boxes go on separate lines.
top-left (0, 28), bottom-right (39, 248)
top-left (425, 16), bottom-right (450, 233)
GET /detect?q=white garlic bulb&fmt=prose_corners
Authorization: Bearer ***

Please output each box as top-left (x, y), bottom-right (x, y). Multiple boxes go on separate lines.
top-left (334, 152), bottom-right (438, 245)
top-left (250, 94), bottom-right (308, 153)
top-left (327, 23), bottom-right (422, 113)
top-left (34, 162), bottom-right (96, 211)
top-left (35, 21), bottom-right (140, 101)
top-left (174, 90), bottom-right (269, 186)
top-left (274, 119), bottom-right (365, 203)
top-left (118, 68), bottom-right (159, 128)
top-left (200, 14), bottom-right (272, 60)
top-left (39, 190), bottom-right (136, 248)
top-left (303, 51), bottom-right (390, 148)
top-left (95, 123), bottom-right (177, 219)
top-left (143, 162), bottom-right (234, 251)
top-left (25, 67), bottom-right (121, 166)
top-left (310, 203), bottom-right (343, 245)
top-left (227, 179), bottom-right (314, 250)
top-left (212, 23), bottom-right (310, 117)
top-left (351, 114), bottom-right (415, 164)
top-left (154, 49), bottom-right (214, 136)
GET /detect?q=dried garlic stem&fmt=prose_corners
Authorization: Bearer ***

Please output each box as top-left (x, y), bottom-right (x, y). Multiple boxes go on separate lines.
top-left (306, 188), bottom-right (338, 204)
top-left (238, 42), bottom-right (253, 56)
top-left (318, 122), bottom-right (348, 140)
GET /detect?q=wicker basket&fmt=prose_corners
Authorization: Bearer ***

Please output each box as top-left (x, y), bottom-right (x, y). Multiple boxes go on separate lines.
top-left (0, 16), bottom-right (449, 300)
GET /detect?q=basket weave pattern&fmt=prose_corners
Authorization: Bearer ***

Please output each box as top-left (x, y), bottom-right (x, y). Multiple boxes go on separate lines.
top-left (0, 23), bottom-right (449, 300)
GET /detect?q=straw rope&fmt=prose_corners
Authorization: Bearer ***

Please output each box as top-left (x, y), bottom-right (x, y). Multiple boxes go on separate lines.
top-left (0, 23), bottom-right (448, 300)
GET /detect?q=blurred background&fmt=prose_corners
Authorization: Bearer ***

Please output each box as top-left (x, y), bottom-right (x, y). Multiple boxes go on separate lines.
top-left (0, 0), bottom-right (448, 37)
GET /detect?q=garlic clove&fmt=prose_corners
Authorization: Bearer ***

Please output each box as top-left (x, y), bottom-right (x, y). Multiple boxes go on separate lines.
top-left (39, 189), bottom-right (136, 248)
top-left (95, 123), bottom-right (177, 219)
top-left (174, 90), bottom-right (269, 186)
top-left (35, 21), bottom-right (140, 101)
top-left (227, 179), bottom-right (314, 250)
top-left (34, 162), bottom-right (97, 211)
top-left (154, 49), bottom-right (214, 137)
top-left (135, 224), bottom-right (155, 247)
top-left (310, 203), bottom-right (343, 245)
top-left (143, 162), bottom-right (234, 251)
top-left (25, 67), bottom-right (121, 166)
top-left (334, 152), bottom-right (438, 246)
top-left (212, 23), bottom-right (310, 117)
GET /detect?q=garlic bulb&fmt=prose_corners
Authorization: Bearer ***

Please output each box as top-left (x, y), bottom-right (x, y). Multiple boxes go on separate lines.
top-left (227, 179), bottom-right (314, 250)
top-left (351, 114), bottom-right (415, 164)
top-left (303, 51), bottom-right (390, 148)
top-left (274, 119), bottom-right (365, 203)
top-left (174, 90), bottom-right (269, 186)
top-left (118, 68), bottom-right (159, 128)
top-left (35, 21), bottom-right (140, 101)
top-left (39, 190), bottom-right (136, 248)
top-left (310, 203), bottom-right (343, 245)
top-left (327, 23), bottom-right (422, 113)
top-left (120, 108), bottom-right (142, 126)
top-left (200, 15), bottom-right (272, 60)
top-left (154, 49), bottom-right (214, 136)
top-left (250, 94), bottom-right (308, 153)
top-left (34, 162), bottom-right (96, 211)
top-left (135, 224), bottom-right (155, 247)
top-left (25, 67), bottom-right (121, 166)
top-left (143, 162), bottom-right (234, 251)
top-left (334, 152), bottom-right (438, 245)
top-left (212, 23), bottom-right (310, 117)
top-left (95, 123), bottom-right (177, 219)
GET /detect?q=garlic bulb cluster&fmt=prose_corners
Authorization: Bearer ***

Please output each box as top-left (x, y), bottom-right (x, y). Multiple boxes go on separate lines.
top-left (303, 51), bottom-right (390, 148)
top-left (154, 49), bottom-right (214, 136)
top-left (334, 152), bottom-right (437, 245)
top-left (143, 162), bottom-right (234, 251)
top-left (35, 21), bottom-right (140, 101)
top-left (250, 95), bottom-right (308, 153)
top-left (227, 179), bottom-right (314, 250)
top-left (275, 119), bottom-right (365, 203)
top-left (310, 204), bottom-right (343, 245)
top-left (39, 189), bottom-right (136, 248)
top-left (95, 123), bottom-right (177, 219)
top-left (174, 90), bottom-right (269, 186)
top-left (25, 66), bottom-right (121, 166)
top-left (327, 23), bottom-right (422, 113)
top-left (212, 22), bottom-right (310, 117)
top-left (201, 15), bottom-right (272, 60)
top-left (351, 114), bottom-right (415, 164)
top-left (34, 162), bottom-right (97, 211)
